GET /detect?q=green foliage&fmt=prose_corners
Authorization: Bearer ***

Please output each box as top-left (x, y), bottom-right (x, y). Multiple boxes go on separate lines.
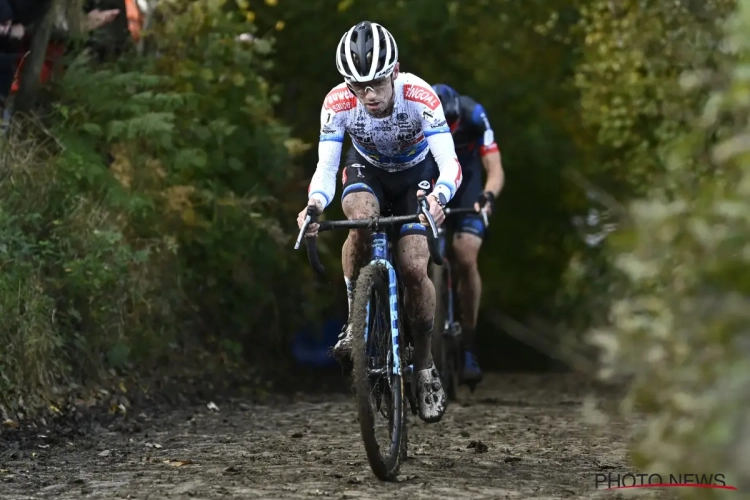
top-left (1, 0), bottom-right (330, 404)
top-left (51, 0), bottom-right (328, 357)
top-left (555, 0), bottom-right (736, 335)
top-left (573, 0), bottom-right (734, 196)
top-left (583, 0), bottom-right (750, 494)
top-left (0, 122), bottom-right (178, 399)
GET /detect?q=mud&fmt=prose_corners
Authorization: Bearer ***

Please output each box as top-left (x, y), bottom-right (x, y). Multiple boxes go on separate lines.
top-left (1, 373), bottom-right (672, 499)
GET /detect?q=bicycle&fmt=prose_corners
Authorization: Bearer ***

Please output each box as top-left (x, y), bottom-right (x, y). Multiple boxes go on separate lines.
top-left (294, 195), bottom-right (443, 481)
top-left (429, 205), bottom-right (488, 401)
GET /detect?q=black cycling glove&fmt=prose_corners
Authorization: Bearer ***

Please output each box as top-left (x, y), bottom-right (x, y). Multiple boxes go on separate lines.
top-left (477, 191), bottom-right (495, 213)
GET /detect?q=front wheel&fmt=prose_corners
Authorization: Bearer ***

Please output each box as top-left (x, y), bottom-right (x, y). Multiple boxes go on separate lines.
top-left (350, 263), bottom-right (405, 481)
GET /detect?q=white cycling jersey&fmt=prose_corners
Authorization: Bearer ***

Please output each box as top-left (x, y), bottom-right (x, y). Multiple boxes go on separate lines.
top-left (307, 72), bottom-right (463, 209)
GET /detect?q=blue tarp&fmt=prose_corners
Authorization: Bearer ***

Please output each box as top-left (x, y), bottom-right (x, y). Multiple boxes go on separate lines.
top-left (291, 318), bottom-right (345, 367)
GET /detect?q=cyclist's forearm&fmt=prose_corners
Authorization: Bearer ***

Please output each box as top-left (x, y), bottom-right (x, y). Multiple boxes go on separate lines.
top-left (307, 141), bottom-right (342, 209)
top-left (426, 133), bottom-right (462, 203)
top-left (481, 150), bottom-right (504, 197)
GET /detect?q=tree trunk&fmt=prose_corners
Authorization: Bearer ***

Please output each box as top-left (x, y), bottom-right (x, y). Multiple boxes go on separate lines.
top-left (13, 2), bottom-right (56, 115)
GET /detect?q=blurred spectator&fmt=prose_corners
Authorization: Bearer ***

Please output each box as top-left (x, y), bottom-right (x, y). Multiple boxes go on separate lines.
top-left (0, 0), bottom-right (49, 104)
top-left (0, 1), bottom-right (128, 125)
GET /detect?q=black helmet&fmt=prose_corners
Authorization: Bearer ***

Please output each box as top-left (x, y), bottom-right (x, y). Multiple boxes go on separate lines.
top-left (432, 83), bottom-right (460, 124)
top-left (336, 21), bottom-right (399, 83)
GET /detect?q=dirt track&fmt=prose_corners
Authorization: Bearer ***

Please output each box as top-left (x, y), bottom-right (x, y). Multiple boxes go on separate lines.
top-left (1, 373), bottom-right (670, 499)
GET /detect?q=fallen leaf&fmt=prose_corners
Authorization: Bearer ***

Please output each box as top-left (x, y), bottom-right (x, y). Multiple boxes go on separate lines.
top-left (165, 459), bottom-right (194, 467)
top-left (38, 444), bottom-right (49, 449)
top-left (2, 419), bottom-right (18, 428)
top-left (207, 402), bottom-right (219, 412)
top-left (98, 450), bottom-right (111, 457)
top-left (118, 381), bottom-right (127, 393)
top-left (145, 442), bottom-right (163, 449)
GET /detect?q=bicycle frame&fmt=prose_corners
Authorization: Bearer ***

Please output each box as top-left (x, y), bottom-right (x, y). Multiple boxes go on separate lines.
top-left (367, 230), bottom-right (403, 376)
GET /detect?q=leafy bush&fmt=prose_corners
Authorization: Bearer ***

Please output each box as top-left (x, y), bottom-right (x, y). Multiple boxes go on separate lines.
top-left (582, 0), bottom-right (750, 494)
top-left (1, 0), bottom-right (330, 406)
top-left (0, 119), bottom-right (178, 403)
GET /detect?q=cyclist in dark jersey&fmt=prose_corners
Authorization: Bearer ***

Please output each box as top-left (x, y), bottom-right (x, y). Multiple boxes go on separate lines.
top-left (431, 83), bottom-right (505, 387)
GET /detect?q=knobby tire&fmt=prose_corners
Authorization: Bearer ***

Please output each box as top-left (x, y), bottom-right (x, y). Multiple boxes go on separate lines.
top-left (350, 263), bottom-right (405, 481)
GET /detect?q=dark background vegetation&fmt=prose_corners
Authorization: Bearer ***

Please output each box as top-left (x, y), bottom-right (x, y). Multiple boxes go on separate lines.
top-left (1, 0), bottom-right (747, 493)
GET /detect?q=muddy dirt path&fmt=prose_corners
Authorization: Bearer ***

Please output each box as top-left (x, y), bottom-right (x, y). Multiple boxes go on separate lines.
top-left (1, 373), bottom-right (670, 499)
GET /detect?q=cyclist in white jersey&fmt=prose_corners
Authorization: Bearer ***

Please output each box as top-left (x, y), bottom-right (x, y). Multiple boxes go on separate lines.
top-left (297, 21), bottom-right (462, 423)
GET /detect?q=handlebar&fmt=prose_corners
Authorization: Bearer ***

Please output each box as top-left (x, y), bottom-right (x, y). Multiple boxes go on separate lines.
top-left (294, 195), bottom-right (444, 279)
top-left (444, 206), bottom-right (490, 228)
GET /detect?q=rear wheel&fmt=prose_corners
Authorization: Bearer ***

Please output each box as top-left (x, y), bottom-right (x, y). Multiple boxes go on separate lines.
top-left (430, 261), bottom-right (458, 401)
top-left (351, 263), bottom-right (404, 481)
top-left (430, 262), bottom-right (445, 372)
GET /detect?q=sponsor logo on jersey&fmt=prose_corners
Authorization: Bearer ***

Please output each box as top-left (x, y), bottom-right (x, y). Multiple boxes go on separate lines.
top-left (418, 180), bottom-right (431, 190)
top-left (351, 163), bottom-right (365, 178)
top-left (422, 110), bottom-right (433, 120)
top-left (324, 88), bottom-right (357, 113)
top-left (483, 129), bottom-right (495, 146)
top-left (397, 112), bottom-right (408, 121)
top-left (404, 84), bottom-right (440, 110)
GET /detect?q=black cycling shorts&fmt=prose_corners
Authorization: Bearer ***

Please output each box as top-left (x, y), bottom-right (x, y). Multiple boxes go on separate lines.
top-left (341, 147), bottom-right (439, 239)
top-left (445, 154), bottom-right (485, 240)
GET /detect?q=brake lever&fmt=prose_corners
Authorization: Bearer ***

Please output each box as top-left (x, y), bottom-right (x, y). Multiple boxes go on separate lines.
top-left (294, 206), bottom-right (318, 250)
top-left (477, 193), bottom-right (491, 229)
top-left (417, 194), bottom-right (440, 239)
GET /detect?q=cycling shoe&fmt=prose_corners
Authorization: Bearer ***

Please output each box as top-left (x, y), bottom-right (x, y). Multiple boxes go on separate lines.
top-left (415, 362), bottom-right (447, 423)
top-left (332, 323), bottom-right (353, 362)
top-left (462, 350), bottom-right (483, 385)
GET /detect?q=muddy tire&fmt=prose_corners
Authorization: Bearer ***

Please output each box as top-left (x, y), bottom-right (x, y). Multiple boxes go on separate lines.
top-left (430, 262), bottom-right (445, 374)
top-left (430, 262), bottom-right (458, 401)
top-left (350, 263), bottom-right (404, 481)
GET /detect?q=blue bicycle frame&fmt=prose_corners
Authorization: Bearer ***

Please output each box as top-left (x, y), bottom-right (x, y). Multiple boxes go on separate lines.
top-left (365, 231), bottom-right (403, 376)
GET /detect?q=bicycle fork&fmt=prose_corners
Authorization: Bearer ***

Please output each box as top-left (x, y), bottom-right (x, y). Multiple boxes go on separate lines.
top-left (368, 232), bottom-right (418, 417)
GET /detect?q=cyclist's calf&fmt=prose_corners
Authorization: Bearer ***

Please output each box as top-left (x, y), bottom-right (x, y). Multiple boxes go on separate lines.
top-left (397, 234), bottom-right (436, 370)
top-left (452, 233), bottom-right (482, 272)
